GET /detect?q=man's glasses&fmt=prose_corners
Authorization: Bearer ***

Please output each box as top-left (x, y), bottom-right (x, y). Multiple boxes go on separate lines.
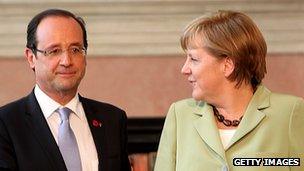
top-left (34, 46), bottom-right (87, 58)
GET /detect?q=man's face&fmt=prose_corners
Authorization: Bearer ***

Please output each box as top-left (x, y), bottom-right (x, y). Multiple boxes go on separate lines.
top-left (26, 16), bottom-right (86, 96)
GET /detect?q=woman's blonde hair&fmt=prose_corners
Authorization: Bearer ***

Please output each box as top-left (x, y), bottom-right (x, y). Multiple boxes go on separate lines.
top-left (181, 10), bottom-right (267, 89)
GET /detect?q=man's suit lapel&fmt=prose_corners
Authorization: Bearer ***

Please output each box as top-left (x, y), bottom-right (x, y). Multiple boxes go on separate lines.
top-left (80, 96), bottom-right (108, 171)
top-left (226, 85), bottom-right (270, 149)
top-left (193, 102), bottom-right (226, 162)
top-left (24, 91), bottom-right (67, 170)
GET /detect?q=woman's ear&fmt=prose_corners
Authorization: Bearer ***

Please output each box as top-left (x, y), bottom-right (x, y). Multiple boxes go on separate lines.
top-left (223, 57), bottom-right (235, 78)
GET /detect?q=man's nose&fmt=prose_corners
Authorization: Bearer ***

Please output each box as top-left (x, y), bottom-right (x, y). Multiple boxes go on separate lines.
top-left (59, 51), bottom-right (72, 66)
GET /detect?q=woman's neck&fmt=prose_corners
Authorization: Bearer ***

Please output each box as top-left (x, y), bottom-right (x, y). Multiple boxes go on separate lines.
top-left (213, 83), bottom-right (254, 129)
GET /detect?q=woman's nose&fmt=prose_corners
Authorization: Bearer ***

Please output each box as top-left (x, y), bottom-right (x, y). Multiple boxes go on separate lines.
top-left (181, 60), bottom-right (191, 75)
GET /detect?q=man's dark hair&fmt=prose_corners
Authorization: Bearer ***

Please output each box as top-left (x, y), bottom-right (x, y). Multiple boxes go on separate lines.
top-left (26, 9), bottom-right (88, 53)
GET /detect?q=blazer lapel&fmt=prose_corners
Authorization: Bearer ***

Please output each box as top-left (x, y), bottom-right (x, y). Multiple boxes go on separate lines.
top-left (193, 102), bottom-right (226, 162)
top-left (192, 86), bottom-right (271, 160)
top-left (80, 96), bottom-right (108, 171)
top-left (24, 91), bottom-right (66, 170)
top-left (226, 85), bottom-right (270, 149)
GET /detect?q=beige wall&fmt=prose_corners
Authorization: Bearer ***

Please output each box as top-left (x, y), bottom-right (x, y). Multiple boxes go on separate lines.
top-left (1, 53), bottom-right (303, 117)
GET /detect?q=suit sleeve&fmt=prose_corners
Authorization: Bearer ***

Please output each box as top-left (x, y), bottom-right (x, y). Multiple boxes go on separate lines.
top-left (0, 117), bottom-right (17, 170)
top-left (289, 97), bottom-right (304, 171)
top-left (120, 111), bottom-right (131, 171)
top-left (154, 103), bottom-right (177, 171)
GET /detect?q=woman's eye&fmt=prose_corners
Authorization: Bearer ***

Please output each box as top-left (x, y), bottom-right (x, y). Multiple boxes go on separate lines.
top-left (190, 57), bottom-right (198, 61)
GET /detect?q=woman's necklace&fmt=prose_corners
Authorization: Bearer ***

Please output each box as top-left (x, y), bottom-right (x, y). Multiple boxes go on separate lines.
top-left (212, 106), bottom-right (243, 127)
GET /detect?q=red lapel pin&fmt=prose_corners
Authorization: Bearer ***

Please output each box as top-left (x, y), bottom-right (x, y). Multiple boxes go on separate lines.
top-left (92, 119), bottom-right (102, 127)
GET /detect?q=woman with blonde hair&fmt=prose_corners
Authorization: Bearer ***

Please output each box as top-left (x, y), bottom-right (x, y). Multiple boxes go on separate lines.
top-left (155, 10), bottom-right (304, 171)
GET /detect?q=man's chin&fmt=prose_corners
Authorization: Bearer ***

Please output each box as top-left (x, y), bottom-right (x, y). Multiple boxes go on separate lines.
top-left (54, 82), bottom-right (80, 93)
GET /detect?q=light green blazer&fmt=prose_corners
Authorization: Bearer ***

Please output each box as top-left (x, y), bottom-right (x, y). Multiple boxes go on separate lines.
top-left (154, 86), bottom-right (304, 171)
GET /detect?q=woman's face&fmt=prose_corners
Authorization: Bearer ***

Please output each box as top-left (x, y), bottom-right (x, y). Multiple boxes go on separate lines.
top-left (181, 48), bottom-right (227, 101)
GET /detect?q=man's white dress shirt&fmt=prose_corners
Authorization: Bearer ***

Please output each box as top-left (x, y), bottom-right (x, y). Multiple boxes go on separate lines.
top-left (34, 85), bottom-right (99, 171)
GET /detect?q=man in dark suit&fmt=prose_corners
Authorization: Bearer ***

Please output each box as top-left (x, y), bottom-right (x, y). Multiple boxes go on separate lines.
top-left (0, 9), bottom-right (131, 171)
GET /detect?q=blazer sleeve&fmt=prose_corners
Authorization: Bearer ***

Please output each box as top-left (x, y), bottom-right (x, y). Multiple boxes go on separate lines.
top-left (154, 103), bottom-right (177, 171)
top-left (289, 97), bottom-right (304, 171)
top-left (0, 117), bottom-right (17, 170)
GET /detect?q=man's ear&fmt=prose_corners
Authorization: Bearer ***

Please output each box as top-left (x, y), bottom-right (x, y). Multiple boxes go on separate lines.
top-left (24, 48), bottom-right (36, 71)
top-left (223, 57), bottom-right (235, 78)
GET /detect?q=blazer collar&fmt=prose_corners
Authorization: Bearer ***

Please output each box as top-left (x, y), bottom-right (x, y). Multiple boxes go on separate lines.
top-left (25, 91), bottom-right (67, 170)
top-left (192, 85), bottom-right (271, 159)
top-left (227, 85), bottom-right (270, 149)
top-left (193, 102), bottom-right (227, 162)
